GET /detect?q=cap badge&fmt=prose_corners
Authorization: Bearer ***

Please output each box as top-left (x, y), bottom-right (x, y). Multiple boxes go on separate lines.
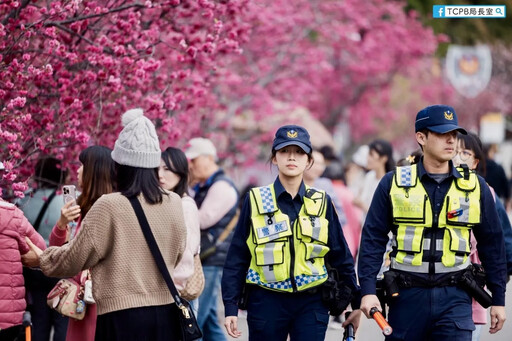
top-left (287, 130), bottom-right (298, 138)
top-left (444, 111), bottom-right (454, 120)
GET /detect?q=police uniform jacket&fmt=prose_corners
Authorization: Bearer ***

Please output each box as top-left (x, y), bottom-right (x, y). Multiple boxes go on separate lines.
top-left (222, 177), bottom-right (360, 317)
top-left (358, 159), bottom-right (507, 306)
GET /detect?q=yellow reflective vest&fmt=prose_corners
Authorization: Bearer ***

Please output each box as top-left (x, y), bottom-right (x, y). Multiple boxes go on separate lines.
top-left (389, 164), bottom-right (481, 274)
top-left (246, 184), bottom-right (330, 292)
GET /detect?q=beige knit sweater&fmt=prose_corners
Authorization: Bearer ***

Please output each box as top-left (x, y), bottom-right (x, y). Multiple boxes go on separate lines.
top-left (40, 192), bottom-right (186, 315)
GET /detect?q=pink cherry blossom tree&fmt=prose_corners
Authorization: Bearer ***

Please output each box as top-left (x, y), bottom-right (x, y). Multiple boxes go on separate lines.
top-left (1, 0), bottom-right (443, 196)
top-left (1, 0), bottom-right (248, 196)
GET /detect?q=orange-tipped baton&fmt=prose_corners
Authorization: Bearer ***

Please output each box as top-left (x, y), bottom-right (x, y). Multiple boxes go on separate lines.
top-left (22, 311), bottom-right (32, 341)
top-left (370, 307), bottom-right (392, 336)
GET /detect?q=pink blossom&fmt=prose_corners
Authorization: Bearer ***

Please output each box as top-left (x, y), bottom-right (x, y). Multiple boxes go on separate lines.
top-left (12, 182), bottom-right (28, 192)
top-left (186, 46), bottom-right (198, 58)
top-left (8, 97), bottom-right (27, 109)
top-left (44, 64), bottom-right (53, 75)
top-left (13, 191), bottom-right (25, 199)
top-left (3, 171), bottom-right (16, 182)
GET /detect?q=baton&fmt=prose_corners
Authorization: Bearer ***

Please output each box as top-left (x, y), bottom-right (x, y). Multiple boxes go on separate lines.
top-left (23, 311), bottom-right (32, 341)
top-left (343, 311), bottom-right (355, 341)
top-left (370, 307), bottom-right (392, 336)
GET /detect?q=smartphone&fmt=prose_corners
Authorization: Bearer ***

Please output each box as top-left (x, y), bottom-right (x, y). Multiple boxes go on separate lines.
top-left (62, 185), bottom-right (77, 204)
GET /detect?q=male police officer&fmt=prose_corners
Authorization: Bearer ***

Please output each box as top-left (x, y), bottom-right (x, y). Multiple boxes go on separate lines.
top-left (358, 105), bottom-right (507, 340)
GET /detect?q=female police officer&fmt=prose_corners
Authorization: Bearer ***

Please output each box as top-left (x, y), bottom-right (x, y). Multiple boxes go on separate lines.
top-left (221, 125), bottom-right (361, 340)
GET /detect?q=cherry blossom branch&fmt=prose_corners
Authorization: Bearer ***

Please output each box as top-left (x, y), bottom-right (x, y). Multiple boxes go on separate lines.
top-left (44, 2), bottom-right (145, 26)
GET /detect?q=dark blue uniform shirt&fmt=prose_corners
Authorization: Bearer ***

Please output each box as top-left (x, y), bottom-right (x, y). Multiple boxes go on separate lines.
top-left (358, 160), bottom-right (507, 306)
top-left (222, 177), bottom-right (360, 317)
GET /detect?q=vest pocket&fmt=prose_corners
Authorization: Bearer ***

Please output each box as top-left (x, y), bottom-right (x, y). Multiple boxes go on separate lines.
top-left (396, 226), bottom-right (424, 253)
top-left (254, 241), bottom-right (289, 283)
top-left (446, 196), bottom-right (480, 226)
top-left (395, 226), bottom-right (424, 266)
top-left (391, 194), bottom-right (427, 224)
top-left (304, 242), bottom-right (329, 260)
top-left (299, 216), bottom-right (328, 244)
top-left (442, 226), bottom-right (470, 267)
top-left (301, 242), bottom-right (329, 276)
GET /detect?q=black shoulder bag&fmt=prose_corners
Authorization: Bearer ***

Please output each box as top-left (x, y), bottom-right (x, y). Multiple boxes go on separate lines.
top-left (127, 196), bottom-right (202, 341)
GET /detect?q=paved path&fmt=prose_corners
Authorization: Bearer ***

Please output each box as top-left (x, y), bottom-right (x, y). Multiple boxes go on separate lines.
top-left (219, 279), bottom-right (512, 340)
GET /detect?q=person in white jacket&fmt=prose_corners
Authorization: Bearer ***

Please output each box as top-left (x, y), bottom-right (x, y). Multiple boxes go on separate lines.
top-left (160, 146), bottom-right (202, 313)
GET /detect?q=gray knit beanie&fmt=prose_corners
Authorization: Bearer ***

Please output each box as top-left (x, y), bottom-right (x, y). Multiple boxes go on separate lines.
top-left (111, 108), bottom-right (161, 168)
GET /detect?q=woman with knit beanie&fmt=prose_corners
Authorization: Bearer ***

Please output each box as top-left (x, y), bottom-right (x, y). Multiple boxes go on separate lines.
top-left (22, 109), bottom-right (187, 340)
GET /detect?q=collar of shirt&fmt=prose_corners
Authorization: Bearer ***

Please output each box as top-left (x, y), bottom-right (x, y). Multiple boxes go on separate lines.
top-left (273, 177), bottom-right (307, 202)
top-left (417, 159), bottom-right (462, 182)
top-left (193, 169), bottom-right (224, 193)
top-left (272, 177), bottom-right (307, 223)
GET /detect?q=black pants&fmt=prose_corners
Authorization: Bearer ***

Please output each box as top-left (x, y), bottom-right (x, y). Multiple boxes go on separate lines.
top-left (24, 269), bottom-right (68, 341)
top-left (0, 325), bottom-right (22, 341)
top-left (95, 304), bottom-right (181, 341)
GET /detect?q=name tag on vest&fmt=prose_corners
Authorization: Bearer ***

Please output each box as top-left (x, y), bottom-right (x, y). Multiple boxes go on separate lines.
top-left (257, 221), bottom-right (289, 239)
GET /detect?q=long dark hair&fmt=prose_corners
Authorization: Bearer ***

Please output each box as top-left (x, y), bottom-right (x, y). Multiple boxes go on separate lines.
top-left (116, 163), bottom-right (165, 204)
top-left (76, 146), bottom-right (115, 219)
top-left (161, 147), bottom-right (189, 197)
top-left (369, 139), bottom-right (395, 173)
top-left (457, 132), bottom-right (486, 177)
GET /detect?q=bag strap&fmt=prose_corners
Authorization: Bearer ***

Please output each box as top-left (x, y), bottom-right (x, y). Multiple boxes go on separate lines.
top-left (33, 189), bottom-right (57, 231)
top-left (200, 209), bottom-right (239, 261)
top-left (126, 196), bottom-right (184, 305)
top-left (216, 209), bottom-right (240, 245)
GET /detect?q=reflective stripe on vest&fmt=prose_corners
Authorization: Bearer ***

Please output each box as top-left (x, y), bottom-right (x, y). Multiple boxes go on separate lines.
top-left (389, 165), bottom-right (481, 273)
top-left (391, 257), bottom-right (471, 273)
top-left (246, 184), bottom-right (329, 292)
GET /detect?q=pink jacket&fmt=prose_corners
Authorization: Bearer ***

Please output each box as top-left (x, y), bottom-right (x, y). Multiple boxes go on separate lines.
top-left (470, 232), bottom-right (487, 324)
top-left (0, 199), bottom-right (46, 330)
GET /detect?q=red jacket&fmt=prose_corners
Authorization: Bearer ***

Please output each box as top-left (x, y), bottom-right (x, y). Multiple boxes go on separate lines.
top-left (0, 199), bottom-right (46, 330)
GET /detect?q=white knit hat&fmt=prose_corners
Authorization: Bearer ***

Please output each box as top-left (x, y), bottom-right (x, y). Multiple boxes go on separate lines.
top-left (111, 108), bottom-right (161, 168)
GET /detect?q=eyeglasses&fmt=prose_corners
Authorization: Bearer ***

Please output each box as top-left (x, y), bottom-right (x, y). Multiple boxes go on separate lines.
top-left (455, 149), bottom-right (474, 161)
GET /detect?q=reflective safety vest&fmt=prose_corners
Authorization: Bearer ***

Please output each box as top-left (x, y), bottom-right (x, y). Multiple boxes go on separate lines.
top-left (246, 184), bottom-right (330, 292)
top-left (389, 164), bottom-right (481, 274)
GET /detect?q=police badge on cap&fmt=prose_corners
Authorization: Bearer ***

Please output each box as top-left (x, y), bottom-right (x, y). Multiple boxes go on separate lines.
top-left (272, 125), bottom-right (312, 153)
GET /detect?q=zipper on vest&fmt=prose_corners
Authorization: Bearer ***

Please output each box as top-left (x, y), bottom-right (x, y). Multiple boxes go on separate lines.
top-left (429, 209), bottom-right (438, 277)
top-left (289, 220), bottom-right (297, 292)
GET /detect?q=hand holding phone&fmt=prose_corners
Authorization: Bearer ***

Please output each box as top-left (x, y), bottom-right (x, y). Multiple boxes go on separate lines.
top-left (57, 186), bottom-right (80, 230)
top-left (62, 185), bottom-right (77, 204)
